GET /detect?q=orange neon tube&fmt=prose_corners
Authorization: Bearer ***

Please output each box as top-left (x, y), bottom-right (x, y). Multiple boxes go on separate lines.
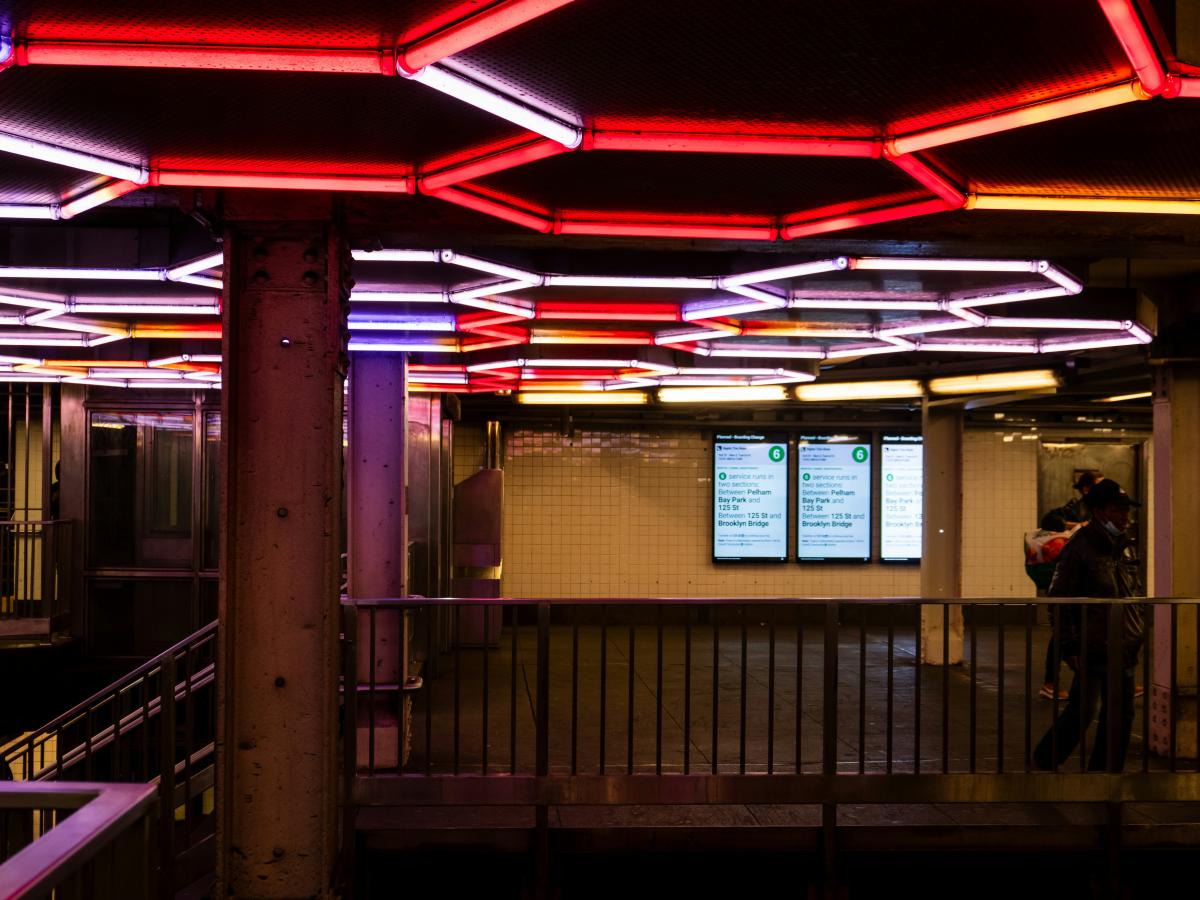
top-left (18, 41), bottom-right (395, 75)
top-left (888, 81), bottom-right (1148, 155)
top-left (967, 194), bottom-right (1200, 215)
top-left (588, 131), bottom-right (881, 158)
top-left (157, 171), bottom-right (413, 193)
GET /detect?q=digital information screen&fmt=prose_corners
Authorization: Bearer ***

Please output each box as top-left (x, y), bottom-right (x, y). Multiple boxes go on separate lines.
top-left (712, 432), bottom-right (789, 562)
top-left (880, 434), bottom-right (924, 562)
top-left (796, 433), bottom-right (871, 562)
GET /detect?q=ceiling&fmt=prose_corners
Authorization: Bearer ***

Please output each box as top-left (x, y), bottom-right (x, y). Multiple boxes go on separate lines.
top-left (0, 0), bottom-right (1195, 404)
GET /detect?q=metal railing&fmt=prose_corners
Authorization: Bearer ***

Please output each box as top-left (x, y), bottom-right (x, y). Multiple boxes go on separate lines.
top-left (0, 781), bottom-right (158, 899)
top-left (0, 621), bottom-right (217, 894)
top-left (343, 596), bottom-right (1200, 791)
top-left (0, 520), bottom-right (70, 624)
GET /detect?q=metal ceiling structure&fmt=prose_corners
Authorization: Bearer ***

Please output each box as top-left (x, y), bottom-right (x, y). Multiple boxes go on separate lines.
top-left (0, 0), bottom-right (1194, 399)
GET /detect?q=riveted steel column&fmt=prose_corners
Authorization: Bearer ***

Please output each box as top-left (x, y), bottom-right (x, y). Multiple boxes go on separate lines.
top-left (217, 197), bottom-right (348, 899)
top-left (920, 401), bottom-right (964, 665)
top-left (1151, 362), bottom-right (1199, 759)
top-left (348, 352), bottom-right (408, 769)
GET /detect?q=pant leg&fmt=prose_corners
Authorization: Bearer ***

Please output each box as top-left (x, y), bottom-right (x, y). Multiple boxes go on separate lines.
top-left (1088, 667), bottom-right (1137, 772)
top-left (1034, 669), bottom-right (1102, 770)
top-left (1042, 636), bottom-right (1058, 686)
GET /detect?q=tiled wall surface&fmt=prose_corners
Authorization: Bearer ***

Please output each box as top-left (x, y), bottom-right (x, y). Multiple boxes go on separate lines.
top-left (960, 430), bottom-right (1039, 598)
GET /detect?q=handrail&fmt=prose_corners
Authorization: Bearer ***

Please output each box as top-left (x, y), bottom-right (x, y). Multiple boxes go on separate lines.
top-left (0, 620), bottom-right (217, 760)
top-left (342, 595), bottom-right (1198, 607)
top-left (0, 781), bottom-right (157, 898)
top-left (0, 519), bottom-right (72, 526)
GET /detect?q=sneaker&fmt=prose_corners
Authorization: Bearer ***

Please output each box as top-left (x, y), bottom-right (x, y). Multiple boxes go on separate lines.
top-left (1040, 683), bottom-right (1070, 701)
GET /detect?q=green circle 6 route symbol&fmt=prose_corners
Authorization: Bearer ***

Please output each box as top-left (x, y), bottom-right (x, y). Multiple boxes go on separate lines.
top-left (852, 446), bottom-right (869, 463)
top-left (768, 445), bottom-right (785, 462)
top-left (802, 472), bottom-right (811, 481)
top-left (718, 471), bottom-right (727, 480)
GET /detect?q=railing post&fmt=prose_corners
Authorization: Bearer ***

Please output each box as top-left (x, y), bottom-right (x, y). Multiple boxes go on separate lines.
top-left (158, 653), bottom-right (177, 897)
top-left (822, 601), bottom-right (839, 900)
top-left (535, 602), bottom-right (551, 900)
top-left (340, 602), bottom-right (358, 897)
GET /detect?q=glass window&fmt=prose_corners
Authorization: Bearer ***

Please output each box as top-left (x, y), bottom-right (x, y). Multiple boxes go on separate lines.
top-left (203, 413), bottom-right (220, 570)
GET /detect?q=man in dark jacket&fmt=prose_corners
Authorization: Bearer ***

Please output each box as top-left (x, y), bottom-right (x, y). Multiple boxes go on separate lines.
top-left (1033, 478), bottom-right (1144, 772)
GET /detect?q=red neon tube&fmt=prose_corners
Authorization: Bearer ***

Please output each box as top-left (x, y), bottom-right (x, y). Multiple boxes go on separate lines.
top-left (1164, 75), bottom-right (1200, 98)
top-left (420, 138), bottom-right (569, 192)
top-left (1096, 0), bottom-right (1167, 95)
top-left (17, 40), bottom-right (395, 75)
top-left (536, 302), bottom-right (681, 323)
top-left (157, 171), bottom-right (412, 192)
top-left (885, 152), bottom-right (966, 206)
top-left (589, 131), bottom-right (880, 158)
top-left (457, 311), bottom-right (529, 330)
top-left (686, 318), bottom-right (743, 336)
top-left (532, 329), bottom-right (655, 345)
top-left (58, 179), bottom-right (143, 219)
top-left (399, 0), bottom-right (577, 71)
top-left (782, 198), bottom-right (953, 240)
top-left (429, 186), bottom-right (554, 232)
top-left (461, 334), bottom-right (528, 351)
top-left (557, 219), bottom-right (776, 241)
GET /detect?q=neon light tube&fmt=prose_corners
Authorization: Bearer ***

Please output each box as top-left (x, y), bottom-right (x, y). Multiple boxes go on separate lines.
top-left (86, 334), bottom-right (127, 347)
top-left (517, 390), bottom-right (650, 405)
top-left (796, 380), bottom-right (924, 402)
top-left (352, 249), bottom-right (440, 262)
top-left (1127, 322), bottom-right (1154, 343)
top-left (516, 357), bottom-right (645, 368)
top-left (723, 284), bottom-right (788, 305)
top-left (889, 81), bottom-right (1148, 155)
top-left (1097, 0), bottom-right (1167, 95)
top-left (879, 335), bottom-right (918, 350)
top-left (877, 318), bottom-right (974, 337)
top-left (556, 220), bottom-right (776, 241)
top-left (530, 329), bottom-right (654, 345)
top-left (984, 316), bottom-right (1128, 330)
top-left (177, 274), bottom-right (222, 289)
top-left (69, 302), bottom-right (219, 315)
top-left (450, 280), bottom-right (534, 302)
top-left (1041, 265), bottom-right (1084, 293)
top-left (681, 297), bottom-right (780, 320)
top-left (348, 338), bottom-right (459, 352)
top-left (1164, 75), bottom-right (1200, 99)
top-left (421, 139), bottom-right (568, 192)
top-left (0, 130), bottom-right (148, 183)
top-left (457, 311), bottom-right (527, 330)
top-left (400, 0), bottom-right (577, 71)
top-left (655, 327), bottom-right (738, 345)
top-left (789, 297), bottom-right (941, 312)
top-left (967, 193), bottom-right (1200, 215)
top-left (0, 34), bottom-right (11, 65)
top-left (544, 275), bottom-right (715, 289)
top-left (440, 251), bottom-right (541, 283)
top-left (948, 308), bottom-right (988, 326)
top-left (1097, 391), bottom-right (1152, 402)
top-left (929, 369), bottom-right (1058, 394)
top-left (782, 198), bottom-right (951, 240)
top-left (348, 313), bottom-right (457, 332)
top-left (0, 266), bottom-right (162, 281)
top-left (946, 287), bottom-right (1071, 309)
top-left (166, 252), bottom-right (224, 281)
top-left (1038, 333), bottom-right (1144, 353)
top-left (885, 151), bottom-right (965, 205)
top-left (707, 344), bottom-right (824, 359)
top-left (454, 296), bottom-right (537, 318)
top-left (0, 333), bottom-right (89, 346)
top-left (399, 63), bottom-right (582, 148)
top-left (823, 343), bottom-right (910, 359)
top-left (659, 385), bottom-right (788, 403)
top-left (657, 376), bottom-right (758, 386)
top-left (0, 204), bottom-right (57, 220)
top-left (919, 338), bottom-right (1041, 353)
top-left (719, 257), bottom-right (848, 288)
top-left (58, 179), bottom-right (143, 219)
top-left (535, 302), bottom-right (680, 322)
top-left (851, 257), bottom-right (1042, 273)
top-left (158, 171), bottom-right (412, 192)
top-left (588, 130), bottom-right (880, 157)
top-left (351, 291), bottom-right (446, 303)
top-left (672, 367), bottom-right (790, 377)
top-left (0, 375), bottom-right (63, 383)
top-left (428, 186), bottom-right (554, 232)
top-left (19, 40), bottom-right (395, 75)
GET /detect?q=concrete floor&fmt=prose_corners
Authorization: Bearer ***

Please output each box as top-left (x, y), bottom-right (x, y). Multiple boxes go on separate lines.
top-left (396, 623), bottom-right (1165, 777)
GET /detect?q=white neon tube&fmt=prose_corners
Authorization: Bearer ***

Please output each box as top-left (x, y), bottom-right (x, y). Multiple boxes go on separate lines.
top-left (351, 290), bottom-right (447, 303)
top-left (449, 280), bottom-right (533, 302)
top-left (655, 327), bottom-right (737, 345)
top-left (0, 266), bottom-right (163, 281)
top-left (399, 63), bottom-right (583, 148)
top-left (1126, 322), bottom-right (1154, 343)
top-left (707, 344), bottom-right (824, 359)
top-left (823, 343), bottom-right (910, 359)
top-left (723, 284), bottom-right (788, 305)
top-left (520, 358), bottom-right (643, 368)
top-left (543, 275), bottom-right (715, 289)
top-left (920, 339), bottom-right (1041, 353)
top-left (681, 298), bottom-right (778, 321)
top-left (718, 257), bottom-right (848, 288)
top-left (347, 339), bottom-right (459, 352)
top-left (796, 380), bottom-right (925, 402)
top-left (946, 287), bottom-right (1071, 309)
top-left (948, 308), bottom-right (988, 326)
top-left (466, 359), bottom-right (523, 373)
top-left (1041, 265), bottom-right (1085, 293)
top-left (0, 204), bottom-right (58, 220)
top-left (452, 296), bottom-right (537, 318)
top-left (166, 252), bottom-right (223, 281)
top-left (352, 249), bottom-right (441, 262)
top-left (0, 131), bottom-right (149, 184)
top-left (852, 257), bottom-right (1042, 273)
top-left (659, 385), bottom-right (789, 403)
top-left (440, 251), bottom-right (541, 283)
top-left (985, 316), bottom-right (1128, 330)
top-left (877, 318), bottom-right (975, 337)
top-left (790, 297), bottom-right (941, 312)
top-left (70, 302), bottom-right (219, 315)
top-left (1038, 333), bottom-right (1143, 353)
top-left (86, 334), bottom-right (128, 347)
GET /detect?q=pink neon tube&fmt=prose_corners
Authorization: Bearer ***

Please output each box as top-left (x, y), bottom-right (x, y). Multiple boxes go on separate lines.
top-left (1096, 0), bottom-right (1167, 95)
top-left (588, 131), bottom-right (881, 158)
top-left (420, 138), bottom-right (569, 192)
top-left (158, 171), bottom-right (413, 192)
top-left (782, 198), bottom-right (952, 240)
top-left (19, 41), bottom-right (395, 75)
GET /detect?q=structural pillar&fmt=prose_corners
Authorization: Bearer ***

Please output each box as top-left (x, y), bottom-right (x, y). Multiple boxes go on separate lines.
top-left (1150, 361), bottom-right (1199, 758)
top-left (217, 195), bottom-right (348, 898)
top-left (920, 401), bottom-right (964, 665)
top-left (347, 352), bottom-right (408, 767)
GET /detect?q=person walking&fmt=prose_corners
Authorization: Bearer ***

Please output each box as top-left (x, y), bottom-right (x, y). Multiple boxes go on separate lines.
top-left (1033, 478), bottom-right (1144, 772)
